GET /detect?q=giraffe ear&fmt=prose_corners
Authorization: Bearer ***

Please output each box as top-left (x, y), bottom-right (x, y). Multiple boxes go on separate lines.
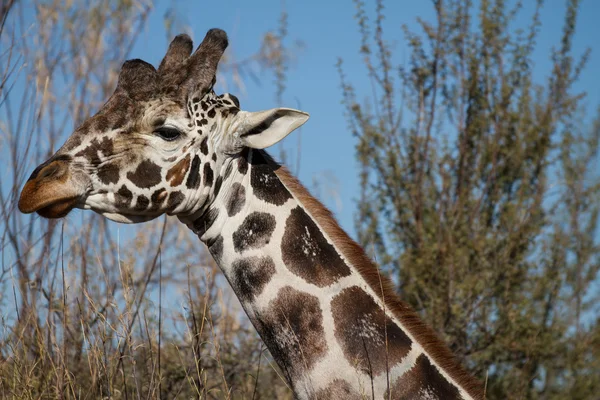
top-left (236, 108), bottom-right (309, 149)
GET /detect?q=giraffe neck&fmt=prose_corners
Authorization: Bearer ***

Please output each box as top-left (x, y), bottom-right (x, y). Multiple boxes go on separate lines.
top-left (179, 149), bottom-right (480, 400)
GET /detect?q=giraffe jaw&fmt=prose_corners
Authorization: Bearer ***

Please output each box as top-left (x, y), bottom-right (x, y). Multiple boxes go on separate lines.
top-left (18, 194), bottom-right (81, 218)
top-left (35, 197), bottom-right (81, 218)
top-left (98, 211), bottom-right (159, 224)
top-left (80, 192), bottom-right (163, 224)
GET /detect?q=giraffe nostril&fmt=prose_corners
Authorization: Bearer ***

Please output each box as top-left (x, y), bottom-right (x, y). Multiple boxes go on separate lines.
top-left (33, 161), bottom-right (67, 181)
top-left (38, 163), bottom-right (60, 179)
top-left (28, 155), bottom-right (73, 181)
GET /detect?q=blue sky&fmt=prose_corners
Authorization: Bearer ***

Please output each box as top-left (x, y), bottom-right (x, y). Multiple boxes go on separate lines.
top-left (1, 0), bottom-right (598, 347)
top-left (3, 0), bottom-right (599, 240)
top-left (126, 0), bottom-right (600, 236)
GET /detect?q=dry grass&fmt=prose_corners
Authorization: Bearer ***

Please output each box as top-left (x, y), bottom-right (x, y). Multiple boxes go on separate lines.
top-left (0, 1), bottom-right (296, 398)
top-left (0, 217), bottom-right (292, 399)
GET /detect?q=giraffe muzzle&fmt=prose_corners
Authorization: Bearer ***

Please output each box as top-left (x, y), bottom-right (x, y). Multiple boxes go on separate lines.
top-left (18, 158), bottom-right (86, 218)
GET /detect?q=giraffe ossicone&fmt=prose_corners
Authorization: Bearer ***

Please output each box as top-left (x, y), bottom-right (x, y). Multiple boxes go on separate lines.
top-left (18, 28), bottom-right (483, 400)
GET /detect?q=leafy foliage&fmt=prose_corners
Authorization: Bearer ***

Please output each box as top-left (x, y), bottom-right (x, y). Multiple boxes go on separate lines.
top-left (339, 0), bottom-right (600, 398)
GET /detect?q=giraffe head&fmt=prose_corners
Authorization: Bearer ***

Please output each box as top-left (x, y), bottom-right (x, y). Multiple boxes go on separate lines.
top-left (18, 29), bottom-right (308, 223)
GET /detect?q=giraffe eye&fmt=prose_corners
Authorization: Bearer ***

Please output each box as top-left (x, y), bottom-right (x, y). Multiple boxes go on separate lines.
top-left (154, 127), bottom-right (181, 141)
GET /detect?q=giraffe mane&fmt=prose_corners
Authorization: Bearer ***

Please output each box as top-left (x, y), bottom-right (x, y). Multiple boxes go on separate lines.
top-left (265, 152), bottom-right (485, 400)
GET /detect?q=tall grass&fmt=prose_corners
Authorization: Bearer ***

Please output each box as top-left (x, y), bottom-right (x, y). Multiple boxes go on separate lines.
top-left (1, 217), bottom-right (291, 399)
top-left (0, 1), bottom-right (295, 398)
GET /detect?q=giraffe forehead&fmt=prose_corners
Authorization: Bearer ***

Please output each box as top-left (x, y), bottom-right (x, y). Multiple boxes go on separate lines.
top-left (64, 98), bottom-right (185, 158)
top-left (70, 91), bottom-right (238, 155)
top-left (66, 97), bottom-right (194, 165)
top-left (142, 98), bottom-right (187, 124)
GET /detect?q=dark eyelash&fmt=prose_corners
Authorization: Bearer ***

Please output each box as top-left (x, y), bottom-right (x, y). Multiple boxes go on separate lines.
top-left (154, 127), bottom-right (181, 141)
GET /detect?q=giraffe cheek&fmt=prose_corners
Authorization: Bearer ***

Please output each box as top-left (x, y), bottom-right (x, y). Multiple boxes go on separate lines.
top-left (126, 160), bottom-right (162, 189)
top-left (97, 163), bottom-right (121, 185)
top-left (167, 154), bottom-right (191, 187)
top-left (186, 155), bottom-right (201, 188)
top-left (166, 191), bottom-right (185, 211)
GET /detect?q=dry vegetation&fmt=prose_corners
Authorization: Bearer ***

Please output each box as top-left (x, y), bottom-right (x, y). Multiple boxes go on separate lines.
top-left (0, 1), bottom-right (293, 398)
top-left (340, 0), bottom-right (599, 398)
top-left (2, 0), bottom-right (599, 399)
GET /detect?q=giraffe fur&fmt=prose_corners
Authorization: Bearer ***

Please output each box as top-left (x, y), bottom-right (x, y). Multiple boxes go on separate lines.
top-left (18, 28), bottom-right (483, 400)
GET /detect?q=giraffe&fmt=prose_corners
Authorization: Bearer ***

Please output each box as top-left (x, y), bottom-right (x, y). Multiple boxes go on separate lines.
top-left (18, 29), bottom-right (483, 399)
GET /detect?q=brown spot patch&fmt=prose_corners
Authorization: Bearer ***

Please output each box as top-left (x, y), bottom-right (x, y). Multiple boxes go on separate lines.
top-left (186, 155), bottom-right (201, 188)
top-left (200, 136), bottom-right (209, 155)
top-left (214, 175), bottom-right (223, 198)
top-left (250, 150), bottom-right (292, 206)
top-left (166, 191), bottom-right (184, 211)
top-left (316, 379), bottom-right (362, 400)
top-left (209, 234), bottom-right (224, 264)
top-left (224, 161), bottom-right (234, 180)
top-left (182, 137), bottom-right (196, 153)
top-left (126, 160), bottom-right (161, 188)
top-left (231, 256), bottom-right (276, 303)
top-left (75, 136), bottom-right (114, 165)
top-left (134, 195), bottom-right (149, 211)
top-left (226, 182), bottom-right (246, 217)
top-left (94, 115), bottom-right (109, 131)
top-left (386, 354), bottom-right (461, 399)
top-left (221, 108), bottom-right (232, 118)
top-left (60, 134), bottom-right (82, 152)
top-left (252, 151), bottom-right (483, 399)
top-left (116, 185), bottom-right (133, 208)
top-left (166, 154), bottom-right (190, 187)
top-left (193, 207), bottom-right (219, 237)
top-left (97, 163), bottom-right (120, 185)
top-left (203, 163), bottom-right (214, 187)
top-left (281, 207), bottom-right (351, 287)
top-left (150, 188), bottom-right (167, 210)
top-left (232, 212), bottom-right (276, 253)
top-left (254, 286), bottom-right (327, 383)
top-left (112, 113), bottom-right (129, 130)
top-left (331, 287), bottom-right (412, 377)
top-left (237, 148), bottom-right (249, 175)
